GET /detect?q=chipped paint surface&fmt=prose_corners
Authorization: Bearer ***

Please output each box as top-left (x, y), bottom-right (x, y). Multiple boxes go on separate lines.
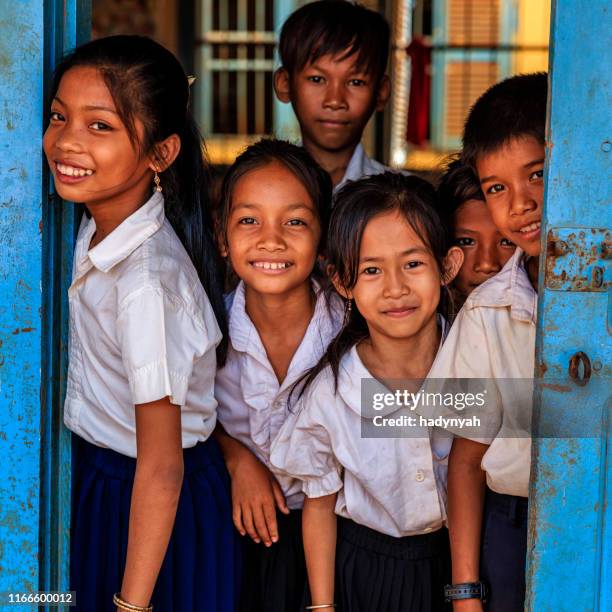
top-left (527, 0), bottom-right (612, 609)
top-left (0, 0), bottom-right (45, 594)
top-left (546, 228), bottom-right (611, 292)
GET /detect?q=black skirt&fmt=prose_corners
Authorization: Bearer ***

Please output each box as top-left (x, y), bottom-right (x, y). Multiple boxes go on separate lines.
top-left (335, 518), bottom-right (451, 612)
top-left (239, 508), bottom-right (307, 612)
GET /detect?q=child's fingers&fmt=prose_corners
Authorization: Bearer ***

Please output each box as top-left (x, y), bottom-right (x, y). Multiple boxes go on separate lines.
top-left (271, 479), bottom-right (290, 514)
top-left (232, 501), bottom-right (246, 536)
top-left (241, 504), bottom-right (261, 543)
top-left (262, 501), bottom-right (279, 543)
top-left (251, 504), bottom-right (273, 546)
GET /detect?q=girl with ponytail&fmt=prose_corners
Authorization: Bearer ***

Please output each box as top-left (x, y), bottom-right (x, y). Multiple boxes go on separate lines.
top-left (271, 172), bottom-right (464, 612)
top-left (44, 35), bottom-right (237, 611)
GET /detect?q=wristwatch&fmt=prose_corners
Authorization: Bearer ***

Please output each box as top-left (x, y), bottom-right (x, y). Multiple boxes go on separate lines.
top-left (444, 581), bottom-right (488, 603)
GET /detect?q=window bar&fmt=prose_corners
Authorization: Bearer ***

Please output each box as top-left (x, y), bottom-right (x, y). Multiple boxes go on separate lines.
top-left (197, 0), bottom-right (214, 136)
top-left (255, 0), bottom-right (266, 135)
top-left (219, 0), bottom-right (230, 134)
top-left (237, 0), bottom-right (248, 135)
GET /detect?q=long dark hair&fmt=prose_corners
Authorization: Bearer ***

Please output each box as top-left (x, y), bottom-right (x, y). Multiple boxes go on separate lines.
top-left (295, 172), bottom-right (453, 400)
top-left (49, 35), bottom-right (228, 364)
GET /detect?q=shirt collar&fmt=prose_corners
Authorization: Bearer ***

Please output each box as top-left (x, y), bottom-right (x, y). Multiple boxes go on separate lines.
top-left (338, 314), bottom-right (450, 415)
top-left (335, 143), bottom-right (369, 191)
top-left (227, 280), bottom-right (343, 368)
top-left (74, 191), bottom-right (165, 278)
top-left (464, 248), bottom-right (537, 323)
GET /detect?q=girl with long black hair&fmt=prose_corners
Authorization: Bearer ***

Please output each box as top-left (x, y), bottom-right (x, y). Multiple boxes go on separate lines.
top-left (44, 35), bottom-right (238, 611)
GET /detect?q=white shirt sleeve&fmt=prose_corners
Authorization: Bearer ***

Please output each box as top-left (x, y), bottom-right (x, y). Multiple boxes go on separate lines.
top-left (422, 306), bottom-right (502, 444)
top-left (270, 388), bottom-right (343, 499)
top-left (116, 285), bottom-right (211, 406)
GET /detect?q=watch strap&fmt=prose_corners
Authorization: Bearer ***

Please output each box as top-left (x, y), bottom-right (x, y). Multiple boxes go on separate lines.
top-left (444, 581), bottom-right (488, 603)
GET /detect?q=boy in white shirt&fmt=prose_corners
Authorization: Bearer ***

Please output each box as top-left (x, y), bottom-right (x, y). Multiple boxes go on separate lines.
top-left (426, 73), bottom-right (548, 611)
top-left (274, 0), bottom-right (392, 190)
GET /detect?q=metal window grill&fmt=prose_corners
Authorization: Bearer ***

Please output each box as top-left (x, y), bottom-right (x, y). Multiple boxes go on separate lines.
top-left (195, 0), bottom-right (276, 140)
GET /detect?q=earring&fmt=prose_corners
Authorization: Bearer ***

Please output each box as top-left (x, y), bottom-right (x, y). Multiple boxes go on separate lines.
top-left (342, 298), bottom-right (352, 327)
top-left (154, 170), bottom-right (162, 193)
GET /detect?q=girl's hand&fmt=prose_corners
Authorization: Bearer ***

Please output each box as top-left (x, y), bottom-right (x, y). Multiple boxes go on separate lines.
top-left (213, 423), bottom-right (289, 546)
top-left (228, 446), bottom-right (289, 546)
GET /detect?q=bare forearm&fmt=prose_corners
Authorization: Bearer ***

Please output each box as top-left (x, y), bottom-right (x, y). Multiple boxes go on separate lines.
top-left (448, 439), bottom-right (487, 584)
top-left (303, 494), bottom-right (337, 605)
top-left (213, 423), bottom-right (247, 474)
top-left (120, 463), bottom-right (184, 606)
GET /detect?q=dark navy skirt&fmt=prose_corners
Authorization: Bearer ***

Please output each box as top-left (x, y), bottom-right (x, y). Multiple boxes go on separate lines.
top-left (239, 509), bottom-right (307, 612)
top-left (480, 488), bottom-right (528, 612)
top-left (70, 434), bottom-right (241, 612)
top-left (335, 518), bottom-right (451, 612)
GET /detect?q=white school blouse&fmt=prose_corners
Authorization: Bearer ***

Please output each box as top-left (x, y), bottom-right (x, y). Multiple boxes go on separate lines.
top-left (64, 192), bottom-right (222, 458)
top-left (215, 280), bottom-right (344, 509)
top-left (269, 332), bottom-right (452, 537)
top-left (423, 248), bottom-right (536, 497)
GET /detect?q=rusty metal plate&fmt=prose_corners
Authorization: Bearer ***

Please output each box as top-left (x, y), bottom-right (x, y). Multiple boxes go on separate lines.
top-left (545, 227), bottom-right (612, 291)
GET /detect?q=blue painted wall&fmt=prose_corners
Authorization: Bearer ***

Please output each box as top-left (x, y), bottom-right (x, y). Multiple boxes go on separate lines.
top-left (527, 0), bottom-right (611, 610)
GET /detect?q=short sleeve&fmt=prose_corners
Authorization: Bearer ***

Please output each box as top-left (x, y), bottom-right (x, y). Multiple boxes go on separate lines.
top-left (116, 285), bottom-right (212, 406)
top-left (270, 388), bottom-right (343, 499)
top-left (419, 307), bottom-right (502, 445)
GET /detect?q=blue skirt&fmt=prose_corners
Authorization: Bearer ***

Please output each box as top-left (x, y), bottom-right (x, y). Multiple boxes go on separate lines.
top-left (70, 434), bottom-right (241, 612)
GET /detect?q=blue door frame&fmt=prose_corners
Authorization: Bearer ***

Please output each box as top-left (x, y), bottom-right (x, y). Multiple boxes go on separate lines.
top-left (0, 0), bottom-right (609, 608)
top-left (0, 0), bottom-right (90, 605)
top-left (527, 1), bottom-right (611, 609)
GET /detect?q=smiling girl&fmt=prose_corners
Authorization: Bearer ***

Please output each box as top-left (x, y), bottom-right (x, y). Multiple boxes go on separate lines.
top-left (44, 36), bottom-right (238, 611)
top-left (213, 139), bottom-right (343, 612)
top-left (270, 172), bottom-right (464, 612)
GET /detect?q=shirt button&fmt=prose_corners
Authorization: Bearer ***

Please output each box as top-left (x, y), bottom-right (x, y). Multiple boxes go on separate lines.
top-left (415, 469), bottom-right (425, 482)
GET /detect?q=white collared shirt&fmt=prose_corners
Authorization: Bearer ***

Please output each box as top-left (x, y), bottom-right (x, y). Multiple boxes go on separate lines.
top-left (334, 143), bottom-right (391, 192)
top-left (64, 192), bottom-right (222, 457)
top-left (215, 281), bottom-right (344, 509)
top-left (424, 248), bottom-right (536, 497)
top-left (270, 322), bottom-right (452, 537)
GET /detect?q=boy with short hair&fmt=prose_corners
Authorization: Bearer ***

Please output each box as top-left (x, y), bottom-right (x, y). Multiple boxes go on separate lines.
top-left (437, 155), bottom-right (517, 312)
top-left (424, 72), bottom-right (548, 611)
top-left (274, 0), bottom-right (392, 189)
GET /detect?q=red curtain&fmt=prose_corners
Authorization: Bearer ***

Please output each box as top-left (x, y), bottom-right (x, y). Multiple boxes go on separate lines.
top-left (406, 37), bottom-right (431, 146)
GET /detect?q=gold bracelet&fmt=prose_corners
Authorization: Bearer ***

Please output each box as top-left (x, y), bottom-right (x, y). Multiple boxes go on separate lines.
top-left (305, 605), bottom-right (336, 610)
top-left (112, 593), bottom-right (153, 612)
